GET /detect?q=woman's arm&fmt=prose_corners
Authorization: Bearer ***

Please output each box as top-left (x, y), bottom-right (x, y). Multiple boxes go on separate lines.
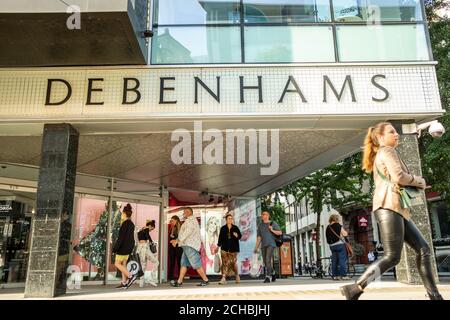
top-left (340, 225), bottom-right (348, 237)
top-left (381, 147), bottom-right (425, 188)
top-left (234, 226), bottom-right (242, 240)
top-left (113, 223), bottom-right (126, 253)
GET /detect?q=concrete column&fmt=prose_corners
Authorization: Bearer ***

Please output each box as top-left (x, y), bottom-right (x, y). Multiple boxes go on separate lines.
top-left (305, 232), bottom-right (311, 264)
top-left (299, 233), bottom-right (305, 266)
top-left (391, 121), bottom-right (439, 285)
top-left (25, 124), bottom-right (79, 298)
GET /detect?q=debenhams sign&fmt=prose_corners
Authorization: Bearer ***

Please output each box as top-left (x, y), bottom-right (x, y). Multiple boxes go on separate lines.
top-left (44, 74), bottom-right (389, 106)
top-left (0, 66), bottom-right (440, 117)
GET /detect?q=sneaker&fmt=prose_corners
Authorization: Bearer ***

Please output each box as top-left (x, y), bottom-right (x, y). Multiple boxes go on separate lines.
top-left (197, 280), bottom-right (210, 287)
top-left (272, 274), bottom-right (277, 282)
top-left (332, 277), bottom-right (340, 281)
top-left (341, 276), bottom-right (352, 280)
top-left (218, 277), bottom-right (227, 285)
top-left (148, 281), bottom-right (158, 287)
top-left (125, 275), bottom-right (137, 289)
top-left (115, 282), bottom-right (126, 289)
top-left (263, 277), bottom-right (271, 283)
top-left (170, 280), bottom-right (183, 287)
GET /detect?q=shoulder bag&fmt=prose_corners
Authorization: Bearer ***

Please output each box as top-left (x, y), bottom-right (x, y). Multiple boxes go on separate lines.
top-left (376, 165), bottom-right (423, 209)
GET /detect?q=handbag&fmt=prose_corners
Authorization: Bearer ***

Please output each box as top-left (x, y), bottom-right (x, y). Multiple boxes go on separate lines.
top-left (376, 165), bottom-right (423, 209)
top-left (149, 241), bottom-right (157, 254)
top-left (329, 225), bottom-right (353, 258)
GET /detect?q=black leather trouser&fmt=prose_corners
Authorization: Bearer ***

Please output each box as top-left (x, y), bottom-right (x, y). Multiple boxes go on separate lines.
top-left (356, 209), bottom-right (440, 296)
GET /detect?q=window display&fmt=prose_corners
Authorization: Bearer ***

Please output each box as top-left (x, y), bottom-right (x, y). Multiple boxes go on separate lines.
top-left (72, 197), bottom-right (109, 281)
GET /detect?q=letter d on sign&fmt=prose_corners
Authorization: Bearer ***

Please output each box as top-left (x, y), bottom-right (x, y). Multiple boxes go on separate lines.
top-left (45, 79), bottom-right (72, 106)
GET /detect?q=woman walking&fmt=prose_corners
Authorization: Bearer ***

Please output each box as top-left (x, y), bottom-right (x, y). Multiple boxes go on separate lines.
top-left (215, 214), bottom-right (242, 284)
top-left (340, 122), bottom-right (443, 300)
top-left (168, 215), bottom-right (183, 281)
top-left (326, 214), bottom-right (350, 280)
top-left (137, 219), bottom-right (159, 287)
top-left (113, 203), bottom-right (136, 289)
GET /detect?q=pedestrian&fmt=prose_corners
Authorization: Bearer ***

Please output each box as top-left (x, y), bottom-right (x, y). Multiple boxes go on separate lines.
top-left (170, 207), bottom-right (210, 287)
top-left (113, 203), bottom-right (136, 289)
top-left (253, 211), bottom-right (282, 283)
top-left (326, 214), bottom-right (351, 280)
top-left (340, 122), bottom-right (443, 300)
top-left (136, 219), bottom-right (159, 287)
top-left (214, 213), bottom-right (242, 285)
top-left (168, 215), bottom-right (183, 281)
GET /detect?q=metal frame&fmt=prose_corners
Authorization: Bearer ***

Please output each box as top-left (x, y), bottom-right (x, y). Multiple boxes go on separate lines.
top-left (150, 0), bottom-right (431, 65)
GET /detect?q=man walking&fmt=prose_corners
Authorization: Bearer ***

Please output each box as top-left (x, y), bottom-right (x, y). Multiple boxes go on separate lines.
top-left (254, 211), bottom-right (282, 283)
top-left (170, 207), bottom-right (210, 287)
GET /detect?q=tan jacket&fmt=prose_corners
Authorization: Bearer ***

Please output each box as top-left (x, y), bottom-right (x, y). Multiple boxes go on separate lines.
top-left (372, 146), bottom-right (425, 220)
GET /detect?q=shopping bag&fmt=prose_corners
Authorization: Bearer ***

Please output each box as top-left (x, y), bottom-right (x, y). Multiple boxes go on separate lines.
top-left (249, 253), bottom-right (262, 278)
top-left (127, 253), bottom-right (144, 278)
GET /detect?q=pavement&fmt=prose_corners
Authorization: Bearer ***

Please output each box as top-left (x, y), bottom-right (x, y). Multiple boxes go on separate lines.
top-left (1, 276), bottom-right (450, 300)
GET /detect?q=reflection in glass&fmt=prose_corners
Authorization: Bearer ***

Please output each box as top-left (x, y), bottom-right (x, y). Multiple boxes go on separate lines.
top-left (0, 200), bottom-right (32, 284)
top-left (336, 24), bottom-right (429, 61)
top-left (72, 197), bottom-right (109, 281)
top-left (245, 26), bottom-right (335, 62)
top-left (155, 0), bottom-right (240, 25)
top-left (244, 0), bottom-right (331, 23)
top-left (152, 27), bottom-right (241, 64)
top-left (333, 0), bottom-right (423, 22)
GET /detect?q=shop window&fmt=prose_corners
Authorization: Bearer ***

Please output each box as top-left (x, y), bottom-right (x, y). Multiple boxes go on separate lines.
top-left (333, 0), bottom-right (423, 22)
top-left (336, 24), bottom-right (429, 62)
top-left (155, 0), bottom-right (241, 25)
top-left (0, 200), bottom-right (32, 284)
top-left (244, 25), bottom-right (335, 62)
top-left (244, 0), bottom-right (331, 23)
top-left (71, 197), bottom-right (109, 281)
top-left (152, 26), bottom-right (241, 64)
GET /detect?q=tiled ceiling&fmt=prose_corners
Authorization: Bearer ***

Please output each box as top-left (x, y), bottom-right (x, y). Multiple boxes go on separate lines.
top-left (0, 129), bottom-right (362, 197)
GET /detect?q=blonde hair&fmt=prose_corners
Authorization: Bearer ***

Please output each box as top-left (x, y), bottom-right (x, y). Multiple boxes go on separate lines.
top-left (362, 122), bottom-right (392, 173)
top-left (328, 214), bottom-right (340, 224)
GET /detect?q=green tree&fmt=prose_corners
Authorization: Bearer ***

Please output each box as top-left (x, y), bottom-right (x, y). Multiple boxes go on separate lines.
top-left (420, 0), bottom-right (450, 208)
top-left (279, 153), bottom-right (371, 266)
top-left (261, 195), bottom-right (286, 232)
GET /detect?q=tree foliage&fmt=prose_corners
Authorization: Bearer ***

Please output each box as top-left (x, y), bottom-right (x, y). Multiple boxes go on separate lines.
top-left (420, 0), bottom-right (450, 206)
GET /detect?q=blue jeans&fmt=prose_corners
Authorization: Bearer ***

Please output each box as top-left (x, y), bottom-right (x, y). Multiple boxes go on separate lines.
top-left (180, 246), bottom-right (202, 270)
top-left (330, 243), bottom-right (348, 277)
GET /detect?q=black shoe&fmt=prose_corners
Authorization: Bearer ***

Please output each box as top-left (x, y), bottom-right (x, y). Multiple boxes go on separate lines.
top-left (340, 283), bottom-right (363, 300)
top-left (170, 280), bottom-right (183, 287)
top-left (115, 282), bottom-right (126, 289)
top-left (197, 280), bottom-right (209, 287)
top-left (125, 275), bottom-right (137, 289)
top-left (263, 277), bottom-right (271, 283)
top-left (272, 274), bottom-right (277, 282)
top-left (427, 292), bottom-right (444, 300)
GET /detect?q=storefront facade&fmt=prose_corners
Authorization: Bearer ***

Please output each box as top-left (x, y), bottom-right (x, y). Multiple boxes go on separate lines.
top-left (0, 0), bottom-right (445, 296)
